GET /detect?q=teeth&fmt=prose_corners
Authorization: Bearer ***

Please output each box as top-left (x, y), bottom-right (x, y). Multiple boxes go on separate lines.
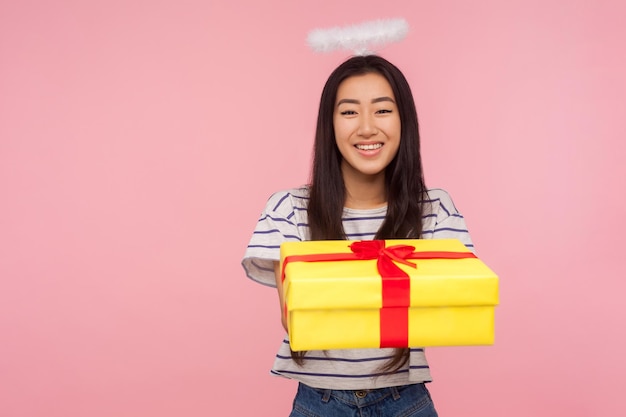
top-left (356, 143), bottom-right (383, 150)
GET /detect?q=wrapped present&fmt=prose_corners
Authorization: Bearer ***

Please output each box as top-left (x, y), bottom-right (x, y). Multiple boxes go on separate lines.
top-left (280, 239), bottom-right (499, 351)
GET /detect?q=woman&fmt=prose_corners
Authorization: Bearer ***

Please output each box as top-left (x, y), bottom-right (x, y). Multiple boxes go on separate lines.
top-left (242, 55), bottom-right (473, 416)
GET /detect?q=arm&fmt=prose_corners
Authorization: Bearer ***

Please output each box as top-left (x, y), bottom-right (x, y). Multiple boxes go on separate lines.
top-left (428, 189), bottom-right (474, 251)
top-left (274, 261), bottom-right (288, 332)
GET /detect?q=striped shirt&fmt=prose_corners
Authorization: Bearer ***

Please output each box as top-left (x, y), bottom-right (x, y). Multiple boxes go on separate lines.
top-left (242, 186), bottom-right (474, 390)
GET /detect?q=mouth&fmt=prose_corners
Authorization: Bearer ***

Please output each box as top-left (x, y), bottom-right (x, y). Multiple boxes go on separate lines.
top-left (355, 143), bottom-right (383, 151)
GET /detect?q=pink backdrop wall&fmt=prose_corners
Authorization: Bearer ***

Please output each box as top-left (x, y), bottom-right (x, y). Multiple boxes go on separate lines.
top-left (1, 1), bottom-right (624, 416)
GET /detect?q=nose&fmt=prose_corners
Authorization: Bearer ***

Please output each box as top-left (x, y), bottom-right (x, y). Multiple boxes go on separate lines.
top-left (357, 115), bottom-right (378, 137)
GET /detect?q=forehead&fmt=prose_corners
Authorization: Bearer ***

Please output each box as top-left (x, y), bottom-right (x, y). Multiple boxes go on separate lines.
top-left (336, 73), bottom-right (395, 101)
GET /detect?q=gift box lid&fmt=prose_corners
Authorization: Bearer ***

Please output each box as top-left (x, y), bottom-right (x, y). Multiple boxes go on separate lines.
top-left (280, 238), bottom-right (499, 310)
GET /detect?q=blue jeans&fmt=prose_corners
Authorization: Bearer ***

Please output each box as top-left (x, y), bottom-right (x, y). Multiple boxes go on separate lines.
top-left (289, 382), bottom-right (438, 417)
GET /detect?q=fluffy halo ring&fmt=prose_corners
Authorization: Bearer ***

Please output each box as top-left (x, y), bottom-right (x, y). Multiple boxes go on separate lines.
top-left (307, 18), bottom-right (409, 56)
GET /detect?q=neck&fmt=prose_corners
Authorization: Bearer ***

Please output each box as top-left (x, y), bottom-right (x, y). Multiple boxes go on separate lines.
top-left (343, 173), bottom-right (387, 210)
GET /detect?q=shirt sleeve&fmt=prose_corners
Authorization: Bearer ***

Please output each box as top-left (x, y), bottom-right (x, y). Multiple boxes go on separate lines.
top-left (425, 189), bottom-right (475, 252)
top-left (241, 190), bottom-right (303, 287)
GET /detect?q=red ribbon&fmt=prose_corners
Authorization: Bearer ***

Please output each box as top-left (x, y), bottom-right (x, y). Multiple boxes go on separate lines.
top-left (281, 240), bottom-right (476, 348)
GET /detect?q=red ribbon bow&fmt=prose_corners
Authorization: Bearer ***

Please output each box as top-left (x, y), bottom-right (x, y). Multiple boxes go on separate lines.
top-left (350, 241), bottom-right (415, 347)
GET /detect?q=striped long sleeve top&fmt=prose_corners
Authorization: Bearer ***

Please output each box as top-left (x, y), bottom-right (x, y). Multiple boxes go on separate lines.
top-left (242, 186), bottom-right (474, 390)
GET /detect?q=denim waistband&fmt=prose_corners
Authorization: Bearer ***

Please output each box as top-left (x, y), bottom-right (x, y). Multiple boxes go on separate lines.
top-left (300, 382), bottom-right (427, 407)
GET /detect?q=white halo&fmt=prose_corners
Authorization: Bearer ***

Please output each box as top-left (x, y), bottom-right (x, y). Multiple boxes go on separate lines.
top-left (307, 18), bottom-right (409, 55)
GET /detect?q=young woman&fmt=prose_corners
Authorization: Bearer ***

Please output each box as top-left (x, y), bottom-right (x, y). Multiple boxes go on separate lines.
top-left (242, 55), bottom-right (474, 416)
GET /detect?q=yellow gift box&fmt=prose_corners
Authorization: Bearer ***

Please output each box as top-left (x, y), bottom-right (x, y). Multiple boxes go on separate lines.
top-left (280, 239), bottom-right (499, 351)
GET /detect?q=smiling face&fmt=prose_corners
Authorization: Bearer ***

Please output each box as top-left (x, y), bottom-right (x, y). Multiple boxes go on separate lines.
top-left (333, 72), bottom-right (401, 186)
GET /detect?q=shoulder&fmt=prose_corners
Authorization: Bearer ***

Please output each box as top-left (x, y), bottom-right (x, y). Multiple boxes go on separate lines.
top-left (424, 188), bottom-right (460, 216)
top-left (421, 188), bottom-right (474, 249)
top-left (264, 186), bottom-right (310, 216)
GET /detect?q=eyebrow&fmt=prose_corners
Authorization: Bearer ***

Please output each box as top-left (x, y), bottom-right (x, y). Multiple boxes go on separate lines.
top-left (336, 96), bottom-right (396, 106)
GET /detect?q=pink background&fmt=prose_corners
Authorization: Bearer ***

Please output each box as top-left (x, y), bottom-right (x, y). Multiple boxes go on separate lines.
top-left (1, 1), bottom-right (624, 416)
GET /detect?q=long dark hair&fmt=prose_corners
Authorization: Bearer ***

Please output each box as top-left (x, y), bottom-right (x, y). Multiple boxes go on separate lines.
top-left (298, 55), bottom-right (428, 371)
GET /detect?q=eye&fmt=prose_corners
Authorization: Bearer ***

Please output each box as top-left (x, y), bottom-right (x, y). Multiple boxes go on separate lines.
top-left (376, 109), bottom-right (393, 114)
top-left (340, 110), bottom-right (357, 116)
